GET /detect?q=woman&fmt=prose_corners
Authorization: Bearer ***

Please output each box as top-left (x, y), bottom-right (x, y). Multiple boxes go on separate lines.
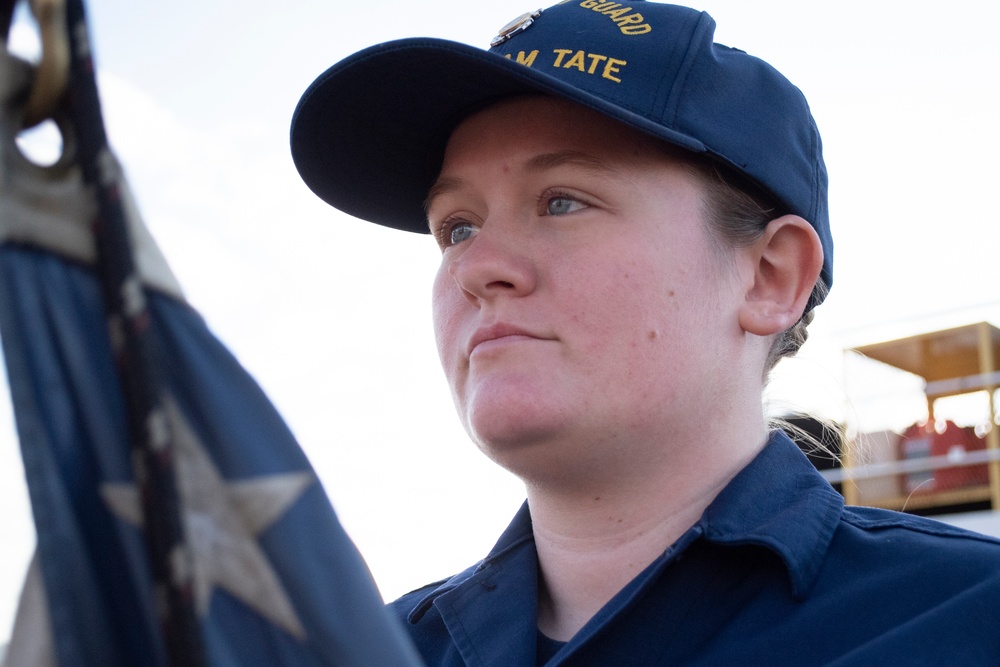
top-left (291, 1), bottom-right (1000, 664)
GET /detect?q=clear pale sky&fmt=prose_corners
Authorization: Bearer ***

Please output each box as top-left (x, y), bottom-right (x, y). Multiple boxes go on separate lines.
top-left (2, 0), bottom-right (999, 640)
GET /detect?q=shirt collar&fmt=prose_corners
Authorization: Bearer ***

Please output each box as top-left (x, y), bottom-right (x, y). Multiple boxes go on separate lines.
top-left (409, 429), bottom-right (843, 621)
top-left (471, 431), bottom-right (844, 600)
top-left (405, 502), bottom-right (535, 625)
top-left (699, 430), bottom-right (844, 599)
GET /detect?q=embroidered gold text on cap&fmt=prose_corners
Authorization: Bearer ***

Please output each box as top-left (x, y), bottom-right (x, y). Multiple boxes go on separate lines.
top-left (578, 1), bottom-right (651, 35)
top-left (491, 9), bottom-right (543, 47)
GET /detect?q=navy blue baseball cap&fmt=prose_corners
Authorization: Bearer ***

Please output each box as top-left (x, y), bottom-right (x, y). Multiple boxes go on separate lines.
top-left (291, 0), bottom-right (833, 304)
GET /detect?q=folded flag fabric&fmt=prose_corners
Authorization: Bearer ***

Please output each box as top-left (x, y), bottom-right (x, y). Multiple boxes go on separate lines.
top-left (0, 7), bottom-right (421, 666)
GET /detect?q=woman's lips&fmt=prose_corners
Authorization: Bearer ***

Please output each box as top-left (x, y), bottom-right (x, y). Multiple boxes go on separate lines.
top-left (468, 324), bottom-right (544, 357)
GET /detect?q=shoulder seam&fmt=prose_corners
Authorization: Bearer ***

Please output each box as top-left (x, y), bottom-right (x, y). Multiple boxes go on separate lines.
top-left (841, 508), bottom-right (1000, 546)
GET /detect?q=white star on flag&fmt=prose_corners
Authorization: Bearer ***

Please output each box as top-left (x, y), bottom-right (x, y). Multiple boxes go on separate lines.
top-left (101, 395), bottom-right (314, 639)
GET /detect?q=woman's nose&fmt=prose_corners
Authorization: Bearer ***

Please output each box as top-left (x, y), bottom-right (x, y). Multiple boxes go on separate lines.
top-left (446, 218), bottom-right (538, 306)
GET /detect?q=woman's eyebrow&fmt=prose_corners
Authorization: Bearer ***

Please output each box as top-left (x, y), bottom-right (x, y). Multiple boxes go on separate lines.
top-left (524, 150), bottom-right (617, 175)
top-left (425, 176), bottom-right (464, 218)
top-left (425, 150), bottom-right (621, 221)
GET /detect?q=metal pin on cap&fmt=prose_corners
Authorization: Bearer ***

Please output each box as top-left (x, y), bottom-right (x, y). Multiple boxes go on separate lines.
top-left (490, 9), bottom-right (542, 47)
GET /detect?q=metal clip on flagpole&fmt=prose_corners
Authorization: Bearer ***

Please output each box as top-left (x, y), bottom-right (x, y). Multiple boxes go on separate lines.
top-left (1, 0), bottom-right (92, 259)
top-left (1, 0), bottom-right (182, 288)
top-left (2, 1), bottom-right (207, 664)
top-left (21, 0), bottom-right (69, 128)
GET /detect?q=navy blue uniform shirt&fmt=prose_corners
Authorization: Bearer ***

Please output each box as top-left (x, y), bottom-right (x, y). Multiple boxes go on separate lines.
top-left (389, 432), bottom-right (1000, 666)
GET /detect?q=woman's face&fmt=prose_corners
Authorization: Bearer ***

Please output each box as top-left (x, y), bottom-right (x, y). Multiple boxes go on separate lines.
top-left (428, 96), bottom-right (751, 478)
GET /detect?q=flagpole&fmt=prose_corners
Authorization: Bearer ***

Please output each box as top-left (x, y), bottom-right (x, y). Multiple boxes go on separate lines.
top-left (0, 1), bottom-right (12, 45)
top-left (57, 1), bottom-right (207, 663)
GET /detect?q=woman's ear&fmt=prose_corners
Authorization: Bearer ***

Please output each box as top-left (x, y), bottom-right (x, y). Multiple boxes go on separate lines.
top-left (738, 215), bottom-right (824, 336)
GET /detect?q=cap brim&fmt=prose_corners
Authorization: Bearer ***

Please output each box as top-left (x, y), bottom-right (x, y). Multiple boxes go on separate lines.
top-left (290, 38), bottom-right (706, 234)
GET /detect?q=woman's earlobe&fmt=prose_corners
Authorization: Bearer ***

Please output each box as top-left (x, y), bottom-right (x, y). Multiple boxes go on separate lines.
top-left (738, 215), bottom-right (824, 336)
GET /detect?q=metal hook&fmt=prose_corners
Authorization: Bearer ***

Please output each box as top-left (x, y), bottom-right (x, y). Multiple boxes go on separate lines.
top-left (19, 0), bottom-right (69, 129)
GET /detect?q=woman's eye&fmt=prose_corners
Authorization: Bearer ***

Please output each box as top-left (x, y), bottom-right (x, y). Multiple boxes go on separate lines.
top-left (450, 223), bottom-right (476, 245)
top-left (545, 196), bottom-right (585, 216)
top-left (438, 221), bottom-right (477, 248)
